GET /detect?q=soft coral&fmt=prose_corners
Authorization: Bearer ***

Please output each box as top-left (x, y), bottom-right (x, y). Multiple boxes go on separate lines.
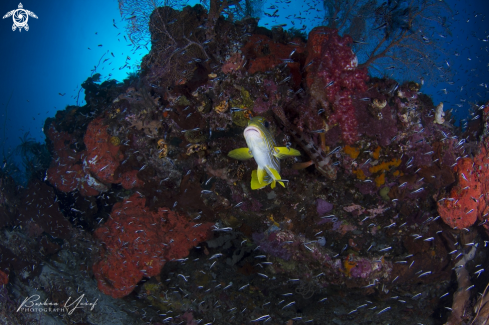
top-left (305, 27), bottom-right (368, 144)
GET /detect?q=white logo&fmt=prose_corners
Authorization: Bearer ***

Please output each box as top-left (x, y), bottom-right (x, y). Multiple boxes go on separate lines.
top-left (3, 3), bottom-right (38, 32)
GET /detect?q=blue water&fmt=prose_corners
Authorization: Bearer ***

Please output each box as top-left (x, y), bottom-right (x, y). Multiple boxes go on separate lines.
top-left (0, 0), bottom-right (488, 182)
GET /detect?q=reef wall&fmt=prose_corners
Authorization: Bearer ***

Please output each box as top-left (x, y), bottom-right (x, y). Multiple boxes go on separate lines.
top-left (1, 4), bottom-right (489, 324)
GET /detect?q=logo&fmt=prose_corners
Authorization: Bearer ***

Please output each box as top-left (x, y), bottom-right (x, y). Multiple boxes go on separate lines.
top-left (17, 294), bottom-right (98, 315)
top-left (3, 3), bottom-right (38, 32)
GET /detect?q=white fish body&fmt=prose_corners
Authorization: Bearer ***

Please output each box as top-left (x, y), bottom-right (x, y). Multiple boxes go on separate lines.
top-left (228, 117), bottom-right (300, 189)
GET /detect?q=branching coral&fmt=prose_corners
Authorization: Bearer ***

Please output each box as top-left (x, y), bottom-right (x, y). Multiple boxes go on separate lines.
top-left (142, 6), bottom-right (209, 91)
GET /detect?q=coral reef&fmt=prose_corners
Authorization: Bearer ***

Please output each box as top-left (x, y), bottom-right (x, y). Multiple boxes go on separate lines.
top-left (1, 4), bottom-right (488, 325)
top-left (0, 270), bottom-right (8, 286)
top-left (438, 134), bottom-right (489, 229)
top-left (92, 194), bottom-right (213, 298)
top-left (252, 227), bottom-right (393, 288)
top-left (17, 179), bottom-right (73, 240)
top-left (84, 117), bottom-right (124, 184)
top-left (304, 27), bottom-right (368, 144)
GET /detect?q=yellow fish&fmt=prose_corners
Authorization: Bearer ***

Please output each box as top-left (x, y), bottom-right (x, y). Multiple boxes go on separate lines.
top-left (228, 116), bottom-right (300, 189)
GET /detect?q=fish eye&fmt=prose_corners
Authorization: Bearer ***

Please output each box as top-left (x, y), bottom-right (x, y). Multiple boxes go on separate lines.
top-left (264, 121), bottom-right (269, 128)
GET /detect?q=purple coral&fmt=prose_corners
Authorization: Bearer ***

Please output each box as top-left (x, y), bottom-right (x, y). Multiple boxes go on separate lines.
top-left (251, 79), bottom-right (278, 115)
top-left (350, 259), bottom-right (372, 278)
top-left (316, 198), bottom-right (333, 215)
top-left (252, 98), bottom-right (270, 114)
top-left (232, 193), bottom-right (262, 212)
top-left (355, 101), bottom-right (398, 146)
top-left (252, 231), bottom-right (292, 260)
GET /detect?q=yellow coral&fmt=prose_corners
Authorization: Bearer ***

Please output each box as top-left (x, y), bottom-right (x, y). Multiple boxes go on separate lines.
top-left (159, 150), bottom-right (167, 158)
top-left (374, 173), bottom-right (386, 187)
top-left (232, 111), bottom-right (249, 127)
top-left (408, 81), bottom-right (421, 92)
top-left (369, 158), bottom-right (401, 174)
top-left (157, 139), bottom-right (168, 158)
top-left (239, 87), bottom-right (254, 109)
top-left (214, 100), bottom-right (229, 114)
top-left (352, 168), bottom-right (366, 181)
top-left (268, 214), bottom-right (279, 227)
top-left (393, 170), bottom-right (402, 177)
top-left (157, 139), bottom-right (166, 149)
top-left (372, 146), bottom-right (381, 160)
top-left (186, 143), bottom-right (207, 155)
top-left (343, 255), bottom-right (357, 277)
top-left (344, 145), bottom-right (360, 159)
top-left (372, 99), bottom-right (387, 110)
top-left (109, 108), bottom-right (121, 119)
top-left (109, 136), bottom-right (121, 146)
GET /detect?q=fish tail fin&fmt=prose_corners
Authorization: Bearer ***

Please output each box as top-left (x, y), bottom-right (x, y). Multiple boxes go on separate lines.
top-left (266, 166), bottom-right (282, 181)
top-left (251, 170), bottom-right (270, 190)
top-left (257, 167), bottom-right (266, 184)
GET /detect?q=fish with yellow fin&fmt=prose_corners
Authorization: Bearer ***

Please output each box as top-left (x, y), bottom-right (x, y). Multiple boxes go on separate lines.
top-left (228, 116), bottom-right (300, 189)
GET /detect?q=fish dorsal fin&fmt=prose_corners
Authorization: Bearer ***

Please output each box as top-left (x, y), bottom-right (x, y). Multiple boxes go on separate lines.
top-left (273, 147), bottom-right (301, 159)
top-left (228, 148), bottom-right (253, 160)
top-left (257, 167), bottom-right (266, 184)
top-left (251, 170), bottom-right (269, 190)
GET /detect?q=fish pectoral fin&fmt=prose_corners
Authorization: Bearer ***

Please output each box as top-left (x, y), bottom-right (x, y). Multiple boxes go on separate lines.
top-left (251, 170), bottom-right (269, 190)
top-left (271, 180), bottom-right (276, 189)
top-left (257, 167), bottom-right (266, 184)
top-left (273, 147), bottom-right (301, 159)
top-left (228, 148), bottom-right (253, 160)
